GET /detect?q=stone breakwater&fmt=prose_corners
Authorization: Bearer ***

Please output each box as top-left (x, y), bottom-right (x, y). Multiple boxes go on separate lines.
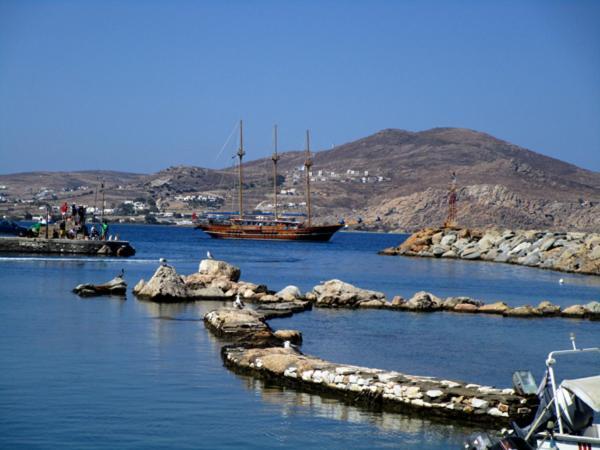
top-left (133, 259), bottom-right (309, 304)
top-left (306, 280), bottom-right (600, 321)
top-left (218, 343), bottom-right (537, 427)
top-left (203, 305), bottom-right (538, 426)
top-left (204, 307), bottom-right (303, 347)
top-left (132, 258), bottom-right (549, 426)
top-left (380, 227), bottom-right (600, 275)
top-left (133, 261), bottom-right (599, 320)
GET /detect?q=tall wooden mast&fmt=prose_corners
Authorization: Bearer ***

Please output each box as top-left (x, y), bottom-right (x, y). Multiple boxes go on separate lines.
top-left (304, 129), bottom-right (313, 227)
top-left (237, 120), bottom-right (245, 220)
top-left (272, 124), bottom-right (280, 220)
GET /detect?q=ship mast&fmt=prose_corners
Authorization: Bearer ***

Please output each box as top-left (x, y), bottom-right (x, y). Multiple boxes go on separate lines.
top-left (237, 120), bottom-right (245, 220)
top-left (304, 129), bottom-right (313, 227)
top-left (272, 125), bottom-right (280, 220)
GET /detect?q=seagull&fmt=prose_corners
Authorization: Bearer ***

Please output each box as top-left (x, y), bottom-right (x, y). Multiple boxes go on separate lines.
top-left (559, 278), bottom-right (564, 285)
top-left (283, 340), bottom-right (301, 353)
top-left (233, 293), bottom-right (245, 309)
top-left (206, 251), bottom-right (214, 260)
top-left (117, 268), bottom-right (125, 278)
top-left (159, 257), bottom-right (167, 266)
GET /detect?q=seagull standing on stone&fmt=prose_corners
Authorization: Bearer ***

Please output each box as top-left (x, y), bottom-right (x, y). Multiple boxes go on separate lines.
top-left (207, 251), bottom-right (213, 260)
top-left (159, 258), bottom-right (167, 266)
top-left (117, 268), bottom-right (125, 278)
top-left (233, 293), bottom-right (245, 310)
top-left (283, 340), bottom-right (301, 353)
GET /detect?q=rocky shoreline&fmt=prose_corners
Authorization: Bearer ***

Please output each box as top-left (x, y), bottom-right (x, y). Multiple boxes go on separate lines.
top-left (380, 227), bottom-right (600, 275)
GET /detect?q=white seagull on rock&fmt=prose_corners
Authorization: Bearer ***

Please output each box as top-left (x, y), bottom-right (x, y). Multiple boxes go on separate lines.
top-left (233, 294), bottom-right (245, 310)
top-left (159, 258), bottom-right (167, 266)
top-left (207, 251), bottom-right (213, 260)
top-left (283, 340), bottom-right (301, 353)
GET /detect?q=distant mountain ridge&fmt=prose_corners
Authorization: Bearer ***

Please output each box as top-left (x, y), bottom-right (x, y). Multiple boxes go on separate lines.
top-left (1, 128), bottom-right (599, 232)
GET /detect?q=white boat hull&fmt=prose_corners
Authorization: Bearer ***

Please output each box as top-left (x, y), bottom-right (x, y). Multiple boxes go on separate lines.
top-left (535, 428), bottom-right (600, 449)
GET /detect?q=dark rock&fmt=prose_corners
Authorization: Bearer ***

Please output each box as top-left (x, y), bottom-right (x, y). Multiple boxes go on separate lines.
top-left (73, 275), bottom-right (127, 297)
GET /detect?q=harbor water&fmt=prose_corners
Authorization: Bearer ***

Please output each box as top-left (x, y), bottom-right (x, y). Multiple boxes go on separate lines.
top-left (1, 225), bottom-right (599, 449)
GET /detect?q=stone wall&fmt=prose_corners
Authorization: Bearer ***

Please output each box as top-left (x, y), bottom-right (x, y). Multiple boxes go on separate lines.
top-left (221, 346), bottom-right (537, 427)
top-left (380, 228), bottom-right (600, 275)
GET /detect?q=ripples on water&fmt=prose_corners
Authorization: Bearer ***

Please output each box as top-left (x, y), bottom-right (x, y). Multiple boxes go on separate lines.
top-left (0, 225), bottom-right (598, 449)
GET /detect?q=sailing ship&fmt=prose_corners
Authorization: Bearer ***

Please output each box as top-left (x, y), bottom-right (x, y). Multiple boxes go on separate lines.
top-left (195, 121), bottom-right (343, 241)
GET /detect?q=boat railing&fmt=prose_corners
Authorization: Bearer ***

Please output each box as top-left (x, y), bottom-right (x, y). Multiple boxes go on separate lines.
top-left (544, 335), bottom-right (600, 435)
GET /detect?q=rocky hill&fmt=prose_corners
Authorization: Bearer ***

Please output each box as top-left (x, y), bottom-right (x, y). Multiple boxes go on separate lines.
top-left (241, 128), bottom-right (600, 232)
top-left (1, 128), bottom-right (599, 232)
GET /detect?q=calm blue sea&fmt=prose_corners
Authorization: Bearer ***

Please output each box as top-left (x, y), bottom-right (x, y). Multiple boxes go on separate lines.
top-left (1, 225), bottom-right (599, 449)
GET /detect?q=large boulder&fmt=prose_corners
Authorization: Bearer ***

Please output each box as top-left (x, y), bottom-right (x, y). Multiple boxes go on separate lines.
top-left (187, 286), bottom-right (228, 299)
top-left (562, 305), bottom-right (587, 318)
top-left (273, 329), bottom-right (302, 345)
top-left (73, 275), bottom-right (127, 297)
top-left (478, 302), bottom-right (511, 314)
top-left (254, 301), bottom-right (312, 320)
top-left (358, 299), bottom-right (388, 309)
top-left (443, 296), bottom-right (482, 310)
top-left (198, 259), bottom-right (241, 282)
top-left (403, 291), bottom-right (443, 311)
top-left (203, 307), bottom-right (280, 346)
top-left (183, 272), bottom-right (217, 289)
top-left (536, 301), bottom-right (561, 316)
top-left (311, 279), bottom-right (386, 308)
top-left (134, 265), bottom-right (189, 301)
top-left (440, 233), bottom-right (457, 247)
top-left (255, 301), bottom-right (312, 319)
top-left (390, 295), bottom-right (405, 308)
top-left (453, 303), bottom-right (479, 313)
top-left (584, 301), bottom-right (600, 320)
top-left (276, 285), bottom-right (302, 301)
top-left (460, 244), bottom-right (481, 260)
top-left (504, 305), bottom-right (540, 318)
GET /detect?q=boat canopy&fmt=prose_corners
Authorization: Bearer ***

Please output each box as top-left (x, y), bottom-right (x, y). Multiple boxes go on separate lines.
top-left (561, 375), bottom-right (600, 412)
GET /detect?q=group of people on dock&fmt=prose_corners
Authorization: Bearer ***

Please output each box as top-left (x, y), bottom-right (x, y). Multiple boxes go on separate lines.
top-left (28, 202), bottom-right (113, 241)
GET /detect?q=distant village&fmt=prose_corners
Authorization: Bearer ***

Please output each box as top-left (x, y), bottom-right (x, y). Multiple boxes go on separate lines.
top-left (0, 164), bottom-right (390, 225)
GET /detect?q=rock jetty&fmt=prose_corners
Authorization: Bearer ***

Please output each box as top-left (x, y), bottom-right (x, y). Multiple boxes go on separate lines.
top-left (306, 281), bottom-right (600, 320)
top-left (200, 304), bottom-right (538, 426)
top-left (305, 279), bottom-right (387, 308)
top-left (380, 228), bottom-right (600, 275)
top-left (133, 259), bottom-right (310, 308)
top-left (73, 274), bottom-right (127, 297)
top-left (222, 346), bottom-right (537, 426)
top-left (133, 259), bottom-right (599, 319)
top-left (204, 307), bottom-right (284, 347)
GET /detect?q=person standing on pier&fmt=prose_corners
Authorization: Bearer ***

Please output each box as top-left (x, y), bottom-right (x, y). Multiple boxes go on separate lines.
top-left (60, 202), bottom-right (68, 219)
top-left (101, 220), bottom-right (109, 241)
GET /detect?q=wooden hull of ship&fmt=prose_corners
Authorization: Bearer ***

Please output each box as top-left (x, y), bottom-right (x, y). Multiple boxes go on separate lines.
top-left (196, 223), bottom-right (343, 242)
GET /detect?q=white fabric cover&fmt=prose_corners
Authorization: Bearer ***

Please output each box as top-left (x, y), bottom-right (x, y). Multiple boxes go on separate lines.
top-left (561, 375), bottom-right (600, 411)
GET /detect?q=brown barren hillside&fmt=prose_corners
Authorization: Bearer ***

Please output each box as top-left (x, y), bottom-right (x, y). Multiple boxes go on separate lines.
top-left (1, 128), bottom-right (599, 232)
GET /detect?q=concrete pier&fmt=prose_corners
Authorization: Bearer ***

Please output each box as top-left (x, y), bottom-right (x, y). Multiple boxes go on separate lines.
top-left (0, 236), bottom-right (135, 257)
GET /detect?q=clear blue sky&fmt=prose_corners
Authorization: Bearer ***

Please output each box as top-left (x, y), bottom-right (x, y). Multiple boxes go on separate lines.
top-left (1, 0), bottom-right (599, 174)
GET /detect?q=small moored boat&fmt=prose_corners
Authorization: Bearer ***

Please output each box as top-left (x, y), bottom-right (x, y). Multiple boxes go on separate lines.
top-left (465, 335), bottom-right (600, 449)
